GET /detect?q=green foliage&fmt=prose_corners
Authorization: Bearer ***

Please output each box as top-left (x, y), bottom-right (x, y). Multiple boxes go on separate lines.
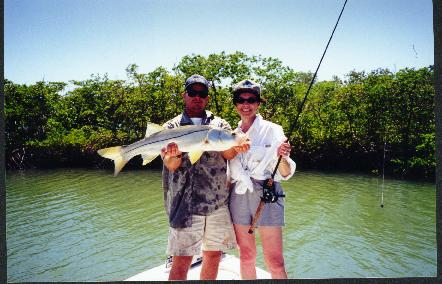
top-left (3, 53), bottom-right (435, 180)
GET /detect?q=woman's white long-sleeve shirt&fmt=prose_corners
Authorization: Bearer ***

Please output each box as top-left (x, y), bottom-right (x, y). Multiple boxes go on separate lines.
top-left (228, 114), bottom-right (296, 194)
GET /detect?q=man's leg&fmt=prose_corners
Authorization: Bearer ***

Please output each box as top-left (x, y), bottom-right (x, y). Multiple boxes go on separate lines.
top-left (167, 215), bottom-right (205, 280)
top-left (168, 255), bottom-right (193, 280)
top-left (200, 250), bottom-right (222, 280)
top-left (200, 206), bottom-right (237, 279)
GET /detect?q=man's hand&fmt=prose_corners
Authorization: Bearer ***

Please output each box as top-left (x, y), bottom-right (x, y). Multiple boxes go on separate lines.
top-left (161, 142), bottom-right (182, 158)
top-left (162, 142), bottom-right (182, 172)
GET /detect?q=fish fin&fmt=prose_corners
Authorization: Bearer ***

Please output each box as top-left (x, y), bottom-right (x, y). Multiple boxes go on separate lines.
top-left (97, 146), bottom-right (128, 176)
top-left (141, 154), bottom-right (159, 165)
top-left (188, 150), bottom-right (204, 164)
top-left (145, 123), bottom-right (165, 138)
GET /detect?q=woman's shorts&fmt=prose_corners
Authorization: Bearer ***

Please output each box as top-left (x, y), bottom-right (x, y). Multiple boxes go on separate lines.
top-left (167, 205), bottom-right (237, 256)
top-left (229, 179), bottom-right (285, 227)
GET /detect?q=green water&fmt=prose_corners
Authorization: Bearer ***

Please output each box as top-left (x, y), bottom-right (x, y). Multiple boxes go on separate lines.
top-left (6, 169), bottom-right (436, 281)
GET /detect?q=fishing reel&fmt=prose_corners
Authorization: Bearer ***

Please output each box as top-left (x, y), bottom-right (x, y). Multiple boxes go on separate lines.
top-left (261, 178), bottom-right (285, 203)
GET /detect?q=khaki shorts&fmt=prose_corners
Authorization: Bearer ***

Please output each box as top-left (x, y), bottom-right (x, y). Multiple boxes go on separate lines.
top-left (167, 206), bottom-right (237, 256)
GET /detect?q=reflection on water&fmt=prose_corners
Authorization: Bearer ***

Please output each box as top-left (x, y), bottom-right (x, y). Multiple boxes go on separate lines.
top-left (6, 169), bottom-right (436, 281)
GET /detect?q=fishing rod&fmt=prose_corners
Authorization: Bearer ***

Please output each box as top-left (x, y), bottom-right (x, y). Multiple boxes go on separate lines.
top-left (249, 0), bottom-right (349, 234)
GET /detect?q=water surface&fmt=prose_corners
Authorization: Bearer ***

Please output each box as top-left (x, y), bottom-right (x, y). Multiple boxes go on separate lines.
top-left (6, 169), bottom-right (436, 281)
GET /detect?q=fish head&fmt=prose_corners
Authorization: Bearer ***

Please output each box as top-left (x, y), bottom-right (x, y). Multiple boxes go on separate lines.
top-left (206, 128), bottom-right (250, 151)
top-left (231, 129), bottom-right (250, 146)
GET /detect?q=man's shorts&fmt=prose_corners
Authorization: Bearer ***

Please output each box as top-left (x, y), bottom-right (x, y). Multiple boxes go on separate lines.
top-left (229, 179), bottom-right (285, 227)
top-left (167, 205), bottom-right (237, 256)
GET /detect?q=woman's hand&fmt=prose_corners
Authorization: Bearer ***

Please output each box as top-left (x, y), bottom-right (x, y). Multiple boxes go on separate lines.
top-left (221, 143), bottom-right (250, 160)
top-left (233, 143), bottom-right (250, 154)
top-left (277, 141), bottom-right (291, 157)
top-left (277, 140), bottom-right (292, 178)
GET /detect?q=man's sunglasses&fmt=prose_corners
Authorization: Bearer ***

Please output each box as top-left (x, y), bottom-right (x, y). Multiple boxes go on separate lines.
top-left (187, 88), bottom-right (209, 98)
top-left (235, 97), bottom-right (259, 104)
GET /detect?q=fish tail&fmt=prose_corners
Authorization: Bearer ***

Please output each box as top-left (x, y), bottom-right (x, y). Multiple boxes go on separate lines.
top-left (97, 146), bottom-right (128, 176)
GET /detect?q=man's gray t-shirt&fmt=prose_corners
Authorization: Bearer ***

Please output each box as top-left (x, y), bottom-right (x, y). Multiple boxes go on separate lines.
top-left (160, 110), bottom-right (232, 228)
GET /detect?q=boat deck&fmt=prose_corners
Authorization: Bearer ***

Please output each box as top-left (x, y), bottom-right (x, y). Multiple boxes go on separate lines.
top-left (125, 253), bottom-right (271, 280)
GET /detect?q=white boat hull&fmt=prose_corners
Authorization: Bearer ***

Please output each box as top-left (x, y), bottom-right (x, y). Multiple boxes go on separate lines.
top-left (125, 254), bottom-right (271, 281)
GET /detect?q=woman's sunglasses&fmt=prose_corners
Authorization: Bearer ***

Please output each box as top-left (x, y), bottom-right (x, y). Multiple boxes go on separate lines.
top-left (235, 97), bottom-right (259, 104)
top-left (187, 88), bottom-right (209, 98)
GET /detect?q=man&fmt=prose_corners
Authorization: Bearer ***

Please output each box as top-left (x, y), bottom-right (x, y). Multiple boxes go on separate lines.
top-left (158, 74), bottom-right (248, 280)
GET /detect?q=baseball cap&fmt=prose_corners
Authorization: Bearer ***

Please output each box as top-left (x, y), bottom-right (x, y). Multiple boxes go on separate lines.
top-left (233, 79), bottom-right (261, 96)
top-left (185, 74), bottom-right (209, 90)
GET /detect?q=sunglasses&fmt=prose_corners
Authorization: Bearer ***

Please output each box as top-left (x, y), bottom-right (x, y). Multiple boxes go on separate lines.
top-left (187, 88), bottom-right (209, 98)
top-left (235, 97), bottom-right (259, 104)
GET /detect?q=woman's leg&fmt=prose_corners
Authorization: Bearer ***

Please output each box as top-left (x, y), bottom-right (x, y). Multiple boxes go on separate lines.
top-left (259, 226), bottom-right (287, 279)
top-left (233, 224), bottom-right (258, 279)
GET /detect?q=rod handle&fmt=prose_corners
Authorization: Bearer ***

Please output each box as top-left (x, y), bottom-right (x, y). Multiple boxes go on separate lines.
top-left (248, 200), bottom-right (266, 234)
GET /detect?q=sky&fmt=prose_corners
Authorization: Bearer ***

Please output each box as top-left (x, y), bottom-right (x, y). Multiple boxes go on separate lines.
top-left (5, 0), bottom-right (434, 85)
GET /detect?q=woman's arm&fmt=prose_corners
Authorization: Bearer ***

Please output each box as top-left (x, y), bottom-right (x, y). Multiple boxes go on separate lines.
top-left (277, 157), bottom-right (292, 178)
top-left (221, 144), bottom-right (250, 160)
top-left (276, 141), bottom-right (292, 178)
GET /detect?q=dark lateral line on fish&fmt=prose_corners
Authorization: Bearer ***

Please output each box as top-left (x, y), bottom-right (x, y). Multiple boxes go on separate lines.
top-left (126, 128), bottom-right (209, 154)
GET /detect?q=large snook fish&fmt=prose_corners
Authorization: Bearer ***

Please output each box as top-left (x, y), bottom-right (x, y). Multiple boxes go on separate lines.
top-left (98, 123), bottom-right (249, 176)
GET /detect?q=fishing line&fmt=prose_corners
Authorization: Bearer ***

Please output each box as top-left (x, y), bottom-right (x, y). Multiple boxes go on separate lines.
top-left (249, 0), bottom-right (349, 234)
top-left (380, 137), bottom-right (386, 208)
top-left (272, 0), bottom-right (349, 177)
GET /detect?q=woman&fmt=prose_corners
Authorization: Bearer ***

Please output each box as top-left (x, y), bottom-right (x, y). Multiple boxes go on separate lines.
top-left (228, 79), bottom-right (296, 279)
